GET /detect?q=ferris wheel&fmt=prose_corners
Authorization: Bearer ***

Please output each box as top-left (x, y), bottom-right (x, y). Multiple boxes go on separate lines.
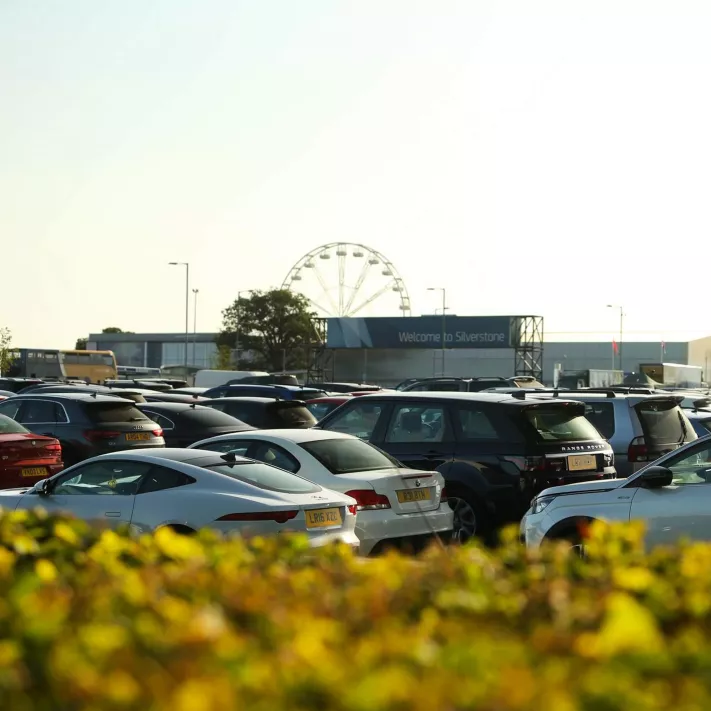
top-left (282, 242), bottom-right (412, 317)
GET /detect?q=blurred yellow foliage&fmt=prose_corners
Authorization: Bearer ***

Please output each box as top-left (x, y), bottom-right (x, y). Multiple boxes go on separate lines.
top-left (0, 510), bottom-right (708, 709)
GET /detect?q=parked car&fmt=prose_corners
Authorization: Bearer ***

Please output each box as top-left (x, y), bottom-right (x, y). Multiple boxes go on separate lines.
top-left (0, 393), bottom-right (165, 465)
top-left (16, 383), bottom-right (147, 403)
top-left (202, 384), bottom-right (328, 400)
top-left (0, 414), bottom-right (63, 487)
top-left (170, 387), bottom-right (208, 396)
top-left (315, 392), bottom-right (615, 541)
top-left (137, 392), bottom-right (208, 405)
top-left (5, 449), bottom-right (358, 547)
top-left (0, 378), bottom-right (45, 393)
top-left (189, 429), bottom-right (452, 555)
top-left (305, 397), bottom-right (351, 421)
top-left (305, 382), bottom-right (382, 394)
top-left (685, 409), bottom-right (711, 437)
top-left (521, 433), bottom-right (711, 550)
top-left (104, 379), bottom-right (173, 392)
top-left (204, 397), bottom-right (316, 429)
top-left (398, 377), bottom-right (514, 393)
top-left (503, 390), bottom-right (696, 478)
top-left (135, 402), bottom-right (253, 447)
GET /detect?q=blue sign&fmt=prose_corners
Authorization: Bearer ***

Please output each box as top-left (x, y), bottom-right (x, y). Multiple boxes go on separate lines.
top-left (326, 316), bottom-right (513, 349)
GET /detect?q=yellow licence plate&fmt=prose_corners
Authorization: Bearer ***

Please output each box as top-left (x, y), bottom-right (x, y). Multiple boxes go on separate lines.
top-left (396, 488), bottom-right (432, 503)
top-left (126, 433), bottom-right (151, 441)
top-left (21, 467), bottom-right (47, 478)
top-left (305, 508), bottom-right (343, 529)
top-left (568, 454), bottom-right (597, 472)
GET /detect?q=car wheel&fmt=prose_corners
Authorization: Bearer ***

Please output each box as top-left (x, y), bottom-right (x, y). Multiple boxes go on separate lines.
top-left (448, 494), bottom-right (481, 544)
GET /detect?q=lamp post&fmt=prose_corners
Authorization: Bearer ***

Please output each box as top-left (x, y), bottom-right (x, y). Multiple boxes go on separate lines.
top-left (169, 262), bottom-right (189, 374)
top-left (428, 287), bottom-right (447, 376)
top-left (607, 304), bottom-right (623, 371)
top-left (192, 288), bottom-right (199, 367)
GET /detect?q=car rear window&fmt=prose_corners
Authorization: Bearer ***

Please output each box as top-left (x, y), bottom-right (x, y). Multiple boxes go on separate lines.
top-left (583, 402), bottom-right (616, 440)
top-left (271, 404), bottom-right (317, 428)
top-left (84, 403), bottom-right (150, 424)
top-left (300, 438), bottom-right (400, 474)
top-left (206, 462), bottom-right (320, 493)
top-left (177, 408), bottom-right (250, 427)
top-left (0, 414), bottom-right (28, 434)
top-left (635, 400), bottom-right (696, 445)
top-left (520, 404), bottom-right (603, 442)
top-left (306, 403), bottom-right (336, 421)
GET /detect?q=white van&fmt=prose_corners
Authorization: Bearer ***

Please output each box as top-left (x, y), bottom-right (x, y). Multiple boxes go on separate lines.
top-left (194, 370), bottom-right (270, 388)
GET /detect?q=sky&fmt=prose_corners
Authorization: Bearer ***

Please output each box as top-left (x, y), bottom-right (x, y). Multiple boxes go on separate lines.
top-left (2, 0), bottom-right (711, 348)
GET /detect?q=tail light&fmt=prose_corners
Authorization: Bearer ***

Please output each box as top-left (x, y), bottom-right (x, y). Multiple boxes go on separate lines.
top-left (44, 443), bottom-right (62, 453)
top-left (216, 510), bottom-right (298, 524)
top-left (84, 430), bottom-right (121, 442)
top-left (347, 504), bottom-right (357, 516)
top-left (152, 429), bottom-right (163, 438)
top-left (504, 456), bottom-right (565, 472)
top-left (628, 437), bottom-right (649, 462)
top-left (440, 486), bottom-right (448, 502)
top-left (344, 489), bottom-right (391, 510)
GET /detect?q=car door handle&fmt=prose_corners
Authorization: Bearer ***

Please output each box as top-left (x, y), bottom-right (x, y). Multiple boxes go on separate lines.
top-left (105, 512), bottom-right (122, 517)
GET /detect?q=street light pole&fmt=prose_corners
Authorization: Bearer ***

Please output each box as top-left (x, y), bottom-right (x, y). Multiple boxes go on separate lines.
top-left (607, 304), bottom-right (623, 371)
top-left (169, 262), bottom-right (189, 374)
top-left (428, 287), bottom-right (447, 376)
top-left (192, 288), bottom-right (199, 367)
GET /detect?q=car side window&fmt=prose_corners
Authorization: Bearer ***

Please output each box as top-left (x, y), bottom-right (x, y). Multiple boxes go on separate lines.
top-left (144, 412), bottom-right (174, 431)
top-left (54, 461), bottom-right (152, 495)
top-left (663, 442), bottom-right (711, 486)
top-left (0, 400), bottom-right (22, 420)
top-left (18, 400), bottom-right (60, 424)
top-left (454, 406), bottom-right (499, 441)
top-left (584, 402), bottom-right (615, 440)
top-left (249, 443), bottom-right (300, 473)
top-left (137, 465), bottom-right (196, 494)
top-left (322, 402), bottom-right (384, 439)
top-left (195, 440), bottom-right (252, 455)
top-left (386, 405), bottom-right (448, 443)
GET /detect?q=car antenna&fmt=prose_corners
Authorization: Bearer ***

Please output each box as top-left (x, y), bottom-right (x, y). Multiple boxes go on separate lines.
top-left (91, 391), bottom-right (98, 398)
top-left (220, 451), bottom-right (236, 462)
top-left (190, 402), bottom-right (196, 408)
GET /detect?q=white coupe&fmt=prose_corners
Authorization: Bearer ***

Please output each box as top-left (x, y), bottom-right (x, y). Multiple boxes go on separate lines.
top-left (189, 429), bottom-right (453, 555)
top-left (2, 449), bottom-right (359, 547)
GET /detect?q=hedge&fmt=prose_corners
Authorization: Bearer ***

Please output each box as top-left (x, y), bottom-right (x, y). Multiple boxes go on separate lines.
top-left (0, 511), bottom-right (710, 709)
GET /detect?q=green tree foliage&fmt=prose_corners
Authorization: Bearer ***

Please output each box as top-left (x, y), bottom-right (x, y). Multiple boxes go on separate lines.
top-left (75, 338), bottom-right (88, 350)
top-left (213, 345), bottom-right (233, 370)
top-left (219, 289), bottom-right (316, 371)
top-left (0, 328), bottom-right (12, 375)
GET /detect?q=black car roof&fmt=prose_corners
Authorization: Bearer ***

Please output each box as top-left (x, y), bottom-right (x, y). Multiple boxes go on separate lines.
top-left (351, 391), bottom-right (583, 407)
top-left (13, 393), bottom-right (131, 403)
top-left (208, 397), bottom-right (282, 404)
top-left (136, 402), bottom-right (213, 412)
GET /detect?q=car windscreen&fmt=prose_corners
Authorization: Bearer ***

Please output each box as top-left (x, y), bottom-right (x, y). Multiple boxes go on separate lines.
top-left (306, 403), bottom-right (337, 421)
top-left (83, 403), bottom-right (151, 424)
top-left (271, 403), bottom-right (317, 428)
top-left (520, 404), bottom-right (603, 442)
top-left (0, 414), bottom-right (28, 434)
top-left (206, 462), bottom-right (320, 493)
top-left (176, 408), bottom-right (250, 428)
top-left (300, 438), bottom-right (401, 474)
top-left (635, 400), bottom-right (696, 445)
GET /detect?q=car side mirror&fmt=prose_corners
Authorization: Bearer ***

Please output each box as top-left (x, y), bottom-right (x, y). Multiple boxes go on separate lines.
top-left (37, 478), bottom-right (54, 497)
top-left (637, 465), bottom-right (673, 489)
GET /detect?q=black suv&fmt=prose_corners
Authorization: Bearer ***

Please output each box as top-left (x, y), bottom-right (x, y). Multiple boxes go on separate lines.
top-left (0, 393), bottom-right (165, 464)
top-left (316, 392), bottom-right (615, 541)
top-left (398, 377), bottom-right (527, 393)
top-left (205, 397), bottom-right (317, 429)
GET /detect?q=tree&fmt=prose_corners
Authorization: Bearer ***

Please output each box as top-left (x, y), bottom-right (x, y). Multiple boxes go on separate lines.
top-left (219, 289), bottom-right (316, 372)
top-left (101, 327), bottom-right (133, 334)
top-left (213, 345), bottom-right (233, 370)
top-left (0, 328), bottom-right (12, 376)
top-left (75, 338), bottom-right (88, 350)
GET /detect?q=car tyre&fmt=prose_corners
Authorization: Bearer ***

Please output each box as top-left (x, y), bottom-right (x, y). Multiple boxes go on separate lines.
top-left (447, 489), bottom-right (489, 544)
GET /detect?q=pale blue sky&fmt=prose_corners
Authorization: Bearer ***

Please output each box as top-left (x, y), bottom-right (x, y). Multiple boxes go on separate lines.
top-left (3, 0), bottom-right (711, 347)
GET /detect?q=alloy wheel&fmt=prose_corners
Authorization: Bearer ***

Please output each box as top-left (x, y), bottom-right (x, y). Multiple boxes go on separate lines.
top-left (448, 497), bottom-right (477, 543)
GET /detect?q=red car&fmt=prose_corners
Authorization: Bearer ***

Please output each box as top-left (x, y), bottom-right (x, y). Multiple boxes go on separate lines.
top-left (0, 414), bottom-right (63, 488)
top-left (305, 396), bottom-right (352, 421)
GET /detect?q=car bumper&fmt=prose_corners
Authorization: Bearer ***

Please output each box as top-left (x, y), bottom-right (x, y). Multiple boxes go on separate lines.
top-left (356, 506), bottom-right (454, 556)
top-left (520, 510), bottom-right (551, 549)
top-left (0, 463), bottom-right (63, 489)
